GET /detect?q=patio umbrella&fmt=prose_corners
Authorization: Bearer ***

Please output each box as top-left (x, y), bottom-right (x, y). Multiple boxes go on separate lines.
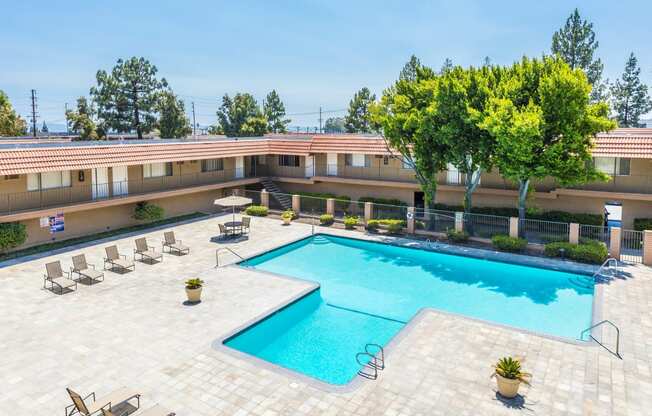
top-left (213, 195), bottom-right (253, 223)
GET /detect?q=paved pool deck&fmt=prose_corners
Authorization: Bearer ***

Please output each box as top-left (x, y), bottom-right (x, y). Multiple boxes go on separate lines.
top-left (0, 214), bottom-right (650, 415)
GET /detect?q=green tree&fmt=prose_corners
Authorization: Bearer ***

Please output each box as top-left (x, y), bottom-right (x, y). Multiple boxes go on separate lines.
top-left (41, 121), bottom-right (48, 133)
top-left (263, 90), bottom-right (290, 133)
top-left (0, 90), bottom-right (27, 136)
top-left (157, 91), bottom-right (191, 138)
top-left (216, 93), bottom-right (268, 137)
top-left (429, 65), bottom-right (501, 212)
top-left (399, 55), bottom-right (421, 81)
top-left (551, 8), bottom-right (606, 101)
top-left (372, 67), bottom-right (449, 207)
top-left (477, 56), bottom-right (616, 221)
top-left (66, 97), bottom-right (102, 139)
top-left (440, 58), bottom-right (453, 74)
top-left (91, 57), bottom-right (168, 139)
top-left (345, 87), bottom-right (376, 133)
top-left (324, 117), bottom-right (345, 133)
top-left (610, 53), bottom-right (652, 127)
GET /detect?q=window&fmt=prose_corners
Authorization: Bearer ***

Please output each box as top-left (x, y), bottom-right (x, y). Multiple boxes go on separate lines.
top-left (4, 174), bottom-right (19, 180)
top-left (594, 157), bottom-right (630, 176)
top-left (278, 155), bottom-right (300, 167)
top-left (383, 156), bottom-right (389, 165)
top-left (201, 158), bottom-right (224, 172)
top-left (26, 171), bottom-right (71, 191)
top-left (344, 154), bottom-right (370, 167)
top-left (401, 156), bottom-right (412, 170)
top-left (143, 162), bottom-right (173, 178)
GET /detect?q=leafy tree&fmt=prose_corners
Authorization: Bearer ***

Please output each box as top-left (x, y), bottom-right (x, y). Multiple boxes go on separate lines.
top-left (0, 90), bottom-right (27, 136)
top-left (610, 53), bottom-right (652, 127)
top-left (372, 67), bottom-right (449, 207)
top-left (0, 222), bottom-right (27, 252)
top-left (157, 91), bottom-right (191, 138)
top-left (208, 124), bottom-right (223, 135)
top-left (324, 117), bottom-right (346, 133)
top-left (216, 93), bottom-right (268, 137)
top-left (428, 65), bottom-right (501, 212)
top-left (551, 8), bottom-right (606, 101)
top-left (440, 58), bottom-right (453, 74)
top-left (345, 87), bottom-right (376, 133)
top-left (399, 55), bottom-right (421, 81)
top-left (91, 57), bottom-right (168, 139)
top-left (66, 97), bottom-right (102, 139)
top-left (477, 56), bottom-right (616, 221)
top-left (263, 90), bottom-right (290, 133)
top-left (41, 121), bottom-right (48, 133)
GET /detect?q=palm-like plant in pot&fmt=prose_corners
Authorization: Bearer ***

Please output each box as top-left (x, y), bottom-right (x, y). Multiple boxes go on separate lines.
top-left (185, 278), bottom-right (204, 303)
top-left (491, 356), bottom-right (531, 398)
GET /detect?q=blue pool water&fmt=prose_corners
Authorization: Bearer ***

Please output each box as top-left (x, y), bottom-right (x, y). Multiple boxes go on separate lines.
top-left (225, 234), bottom-right (594, 385)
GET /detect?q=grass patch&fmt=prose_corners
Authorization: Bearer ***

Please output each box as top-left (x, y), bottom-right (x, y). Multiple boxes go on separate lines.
top-left (0, 212), bottom-right (208, 262)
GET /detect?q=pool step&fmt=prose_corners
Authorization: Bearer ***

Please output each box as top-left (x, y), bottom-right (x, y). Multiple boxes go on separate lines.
top-left (311, 235), bottom-right (330, 245)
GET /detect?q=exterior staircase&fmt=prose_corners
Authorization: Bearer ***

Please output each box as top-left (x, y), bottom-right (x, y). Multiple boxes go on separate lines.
top-left (260, 178), bottom-right (292, 210)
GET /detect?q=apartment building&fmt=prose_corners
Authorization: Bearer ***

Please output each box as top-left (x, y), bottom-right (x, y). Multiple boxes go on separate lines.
top-left (1, 129), bottom-right (651, 249)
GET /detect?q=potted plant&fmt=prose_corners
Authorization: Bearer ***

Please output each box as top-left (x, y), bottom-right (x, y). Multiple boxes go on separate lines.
top-left (281, 210), bottom-right (295, 225)
top-left (185, 278), bottom-right (204, 303)
top-left (344, 215), bottom-right (358, 230)
top-left (491, 357), bottom-right (531, 398)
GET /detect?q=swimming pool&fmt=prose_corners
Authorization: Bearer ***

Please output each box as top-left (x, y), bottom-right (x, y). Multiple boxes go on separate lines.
top-left (225, 234), bottom-right (595, 385)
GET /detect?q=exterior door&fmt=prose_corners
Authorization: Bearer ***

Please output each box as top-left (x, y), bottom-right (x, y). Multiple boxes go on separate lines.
top-left (92, 167), bottom-right (109, 199)
top-left (112, 166), bottom-right (129, 196)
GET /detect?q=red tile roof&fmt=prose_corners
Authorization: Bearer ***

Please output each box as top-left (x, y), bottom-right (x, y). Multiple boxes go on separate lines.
top-left (1, 129), bottom-right (651, 175)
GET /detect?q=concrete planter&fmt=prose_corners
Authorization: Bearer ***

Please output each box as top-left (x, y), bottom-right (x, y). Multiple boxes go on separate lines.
top-left (495, 374), bottom-right (521, 398)
top-left (185, 287), bottom-right (202, 303)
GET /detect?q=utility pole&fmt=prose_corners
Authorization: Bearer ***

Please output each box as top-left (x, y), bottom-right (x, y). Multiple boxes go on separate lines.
top-left (64, 102), bottom-right (70, 135)
top-left (318, 106), bottom-right (322, 134)
top-left (191, 101), bottom-right (196, 138)
top-left (30, 89), bottom-right (38, 138)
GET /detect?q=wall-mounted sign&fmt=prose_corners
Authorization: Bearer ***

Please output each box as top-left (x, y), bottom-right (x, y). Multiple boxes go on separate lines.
top-left (49, 213), bottom-right (64, 234)
top-left (39, 217), bottom-right (49, 228)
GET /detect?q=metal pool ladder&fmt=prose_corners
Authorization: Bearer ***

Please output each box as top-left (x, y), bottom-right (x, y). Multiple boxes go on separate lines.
top-left (593, 258), bottom-right (619, 280)
top-left (581, 320), bottom-right (622, 359)
top-left (356, 343), bottom-right (385, 380)
top-left (215, 247), bottom-right (244, 267)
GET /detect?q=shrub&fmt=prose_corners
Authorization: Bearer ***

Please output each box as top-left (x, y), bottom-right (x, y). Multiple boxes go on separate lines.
top-left (344, 216), bottom-right (359, 229)
top-left (0, 222), bottom-right (27, 252)
top-left (319, 214), bottom-right (334, 225)
top-left (245, 205), bottom-right (268, 216)
top-left (634, 218), bottom-right (652, 231)
top-left (365, 219), bottom-right (380, 231)
top-left (446, 229), bottom-right (469, 243)
top-left (544, 240), bottom-right (608, 264)
top-left (491, 235), bottom-right (527, 252)
top-left (358, 196), bottom-right (408, 207)
top-left (430, 203), bottom-right (603, 225)
top-left (185, 278), bottom-right (204, 289)
top-left (133, 202), bottom-right (164, 222)
top-left (281, 210), bottom-right (296, 220)
top-left (386, 221), bottom-right (403, 234)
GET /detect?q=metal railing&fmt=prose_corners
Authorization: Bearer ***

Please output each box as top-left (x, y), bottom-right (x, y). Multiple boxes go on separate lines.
top-left (581, 320), bottom-right (621, 359)
top-left (580, 224), bottom-right (611, 247)
top-left (356, 343), bottom-right (385, 380)
top-left (519, 218), bottom-right (570, 244)
top-left (621, 229), bottom-right (643, 264)
top-left (415, 208), bottom-right (456, 233)
top-left (215, 247), bottom-right (244, 267)
top-left (463, 212), bottom-right (510, 238)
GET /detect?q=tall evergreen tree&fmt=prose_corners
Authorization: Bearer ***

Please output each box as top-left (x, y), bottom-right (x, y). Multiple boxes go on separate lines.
top-left (440, 58), bottom-right (453, 74)
top-left (324, 117), bottom-right (345, 133)
top-left (399, 55), bottom-right (421, 81)
top-left (0, 90), bottom-right (27, 136)
top-left (344, 87), bottom-right (376, 133)
top-left (41, 121), bottom-right (48, 133)
top-left (216, 93), bottom-right (268, 137)
top-left (91, 57), bottom-right (168, 139)
top-left (610, 53), bottom-right (652, 127)
top-left (157, 91), bottom-right (192, 138)
top-left (551, 8), bottom-right (605, 101)
top-left (263, 90), bottom-right (290, 133)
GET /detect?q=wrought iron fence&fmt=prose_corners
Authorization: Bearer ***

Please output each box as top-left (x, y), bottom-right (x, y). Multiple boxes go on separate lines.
top-left (621, 229), bottom-right (643, 264)
top-left (579, 224), bottom-right (610, 247)
top-left (415, 208), bottom-right (456, 233)
top-left (519, 218), bottom-right (569, 244)
top-left (372, 203), bottom-right (408, 220)
top-left (463, 213), bottom-right (510, 238)
top-left (299, 195), bottom-right (327, 216)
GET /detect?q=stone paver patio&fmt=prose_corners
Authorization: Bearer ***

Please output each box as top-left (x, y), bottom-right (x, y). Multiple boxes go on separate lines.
top-left (0, 214), bottom-right (650, 416)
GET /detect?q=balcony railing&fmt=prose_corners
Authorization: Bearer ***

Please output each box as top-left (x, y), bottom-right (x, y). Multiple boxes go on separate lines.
top-left (0, 168), bottom-right (251, 215)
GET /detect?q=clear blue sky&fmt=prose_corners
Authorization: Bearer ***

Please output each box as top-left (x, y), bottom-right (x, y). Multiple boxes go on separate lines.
top-left (3, 0), bottom-right (651, 131)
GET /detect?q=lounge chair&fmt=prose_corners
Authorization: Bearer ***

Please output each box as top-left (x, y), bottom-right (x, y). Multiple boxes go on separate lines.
top-left (242, 216), bottom-right (251, 234)
top-left (162, 231), bottom-right (189, 255)
top-left (104, 245), bottom-right (135, 273)
top-left (71, 254), bottom-right (105, 284)
top-left (101, 404), bottom-right (176, 416)
top-left (134, 238), bottom-right (163, 264)
top-left (43, 261), bottom-right (77, 294)
top-left (65, 387), bottom-right (140, 416)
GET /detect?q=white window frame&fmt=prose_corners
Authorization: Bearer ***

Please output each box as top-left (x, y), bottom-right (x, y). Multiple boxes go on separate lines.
top-left (143, 162), bottom-right (173, 178)
top-left (594, 157), bottom-right (630, 176)
top-left (26, 171), bottom-right (71, 191)
top-left (201, 158), bottom-right (224, 172)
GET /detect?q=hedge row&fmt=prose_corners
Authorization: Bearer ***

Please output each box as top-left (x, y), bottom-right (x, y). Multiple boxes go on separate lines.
top-left (544, 240), bottom-right (608, 264)
top-left (634, 218), bottom-right (652, 231)
top-left (491, 235), bottom-right (527, 252)
top-left (430, 203), bottom-right (603, 225)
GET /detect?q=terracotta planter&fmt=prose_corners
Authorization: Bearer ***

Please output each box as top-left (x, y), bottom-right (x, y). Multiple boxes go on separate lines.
top-left (185, 287), bottom-right (202, 302)
top-left (283, 217), bottom-right (292, 225)
top-left (495, 374), bottom-right (521, 398)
